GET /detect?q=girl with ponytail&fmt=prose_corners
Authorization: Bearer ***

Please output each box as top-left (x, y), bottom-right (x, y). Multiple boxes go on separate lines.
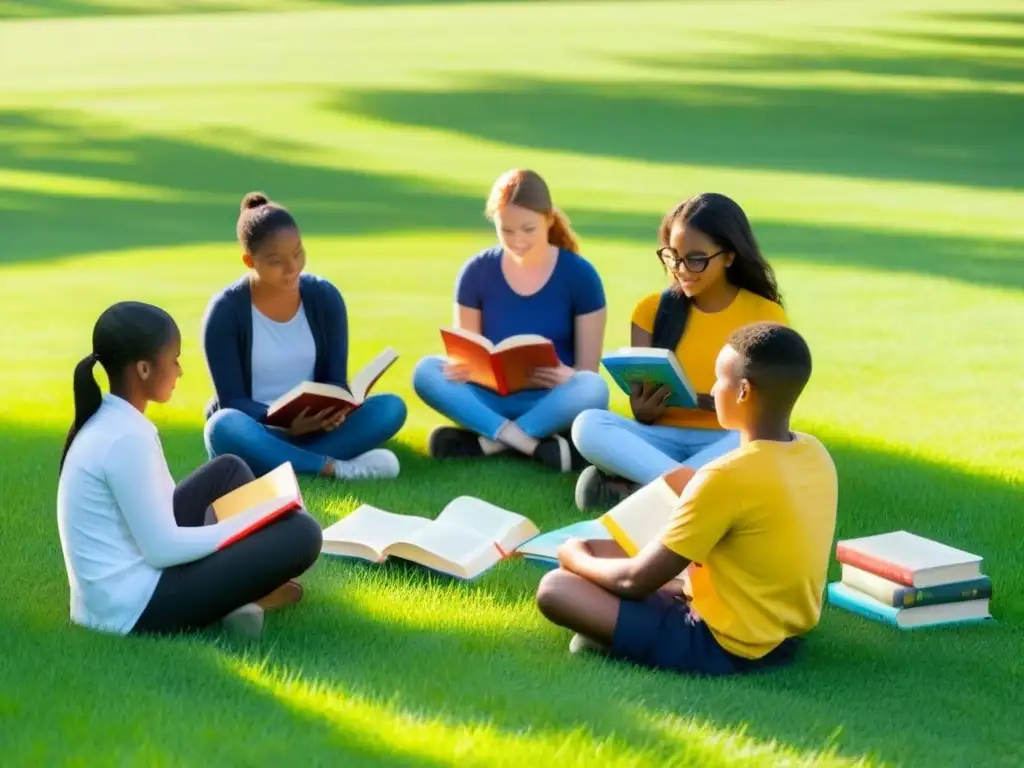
top-left (412, 168), bottom-right (610, 473)
top-left (570, 193), bottom-right (788, 511)
top-left (57, 302), bottom-right (322, 639)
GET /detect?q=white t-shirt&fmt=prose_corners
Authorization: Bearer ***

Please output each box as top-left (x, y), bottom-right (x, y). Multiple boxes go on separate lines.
top-left (250, 303), bottom-right (317, 407)
top-left (56, 394), bottom-right (277, 634)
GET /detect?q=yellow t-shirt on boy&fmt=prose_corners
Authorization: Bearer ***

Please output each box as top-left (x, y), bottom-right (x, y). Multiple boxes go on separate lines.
top-left (659, 433), bottom-right (838, 659)
top-left (630, 289), bottom-right (788, 429)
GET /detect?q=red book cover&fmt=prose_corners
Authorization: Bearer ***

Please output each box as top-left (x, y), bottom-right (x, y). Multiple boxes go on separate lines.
top-left (217, 499), bottom-right (302, 550)
top-left (211, 462), bottom-right (306, 550)
top-left (264, 348), bottom-right (397, 428)
top-left (440, 328), bottom-right (559, 395)
top-left (835, 543), bottom-right (915, 586)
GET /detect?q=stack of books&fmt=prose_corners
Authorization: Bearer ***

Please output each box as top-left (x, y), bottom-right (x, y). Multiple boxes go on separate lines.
top-left (827, 530), bottom-right (993, 629)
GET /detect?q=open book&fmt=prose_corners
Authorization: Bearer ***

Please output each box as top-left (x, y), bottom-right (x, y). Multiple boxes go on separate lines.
top-left (601, 347), bottom-right (698, 409)
top-left (597, 467), bottom-right (694, 555)
top-left (264, 347), bottom-right (398, 428)
top-left (440, 327), bottom-right (559, 395)
top-left (211, 462), bottom-right (304, 549)
top-left (320, 497), bottom-right (540, 580)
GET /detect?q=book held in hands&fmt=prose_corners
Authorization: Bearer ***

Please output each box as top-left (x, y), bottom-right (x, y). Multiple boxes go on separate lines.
top-left (440, 327), bottom-right (559, 395)
top-left (211, 461), bottom-right (305, 549)
top-left (828, 530), bottom-right (993, 629)
top-left (515, 519), bottom-right (611, 568)
top-left (601, 347), bottom-right (698, 409)
top-left (597, 467), bottom-right (694, 555)
top-left (264, 347), bottom-right (398, 428)
top-left (320, 496), bottom-right (540, 580)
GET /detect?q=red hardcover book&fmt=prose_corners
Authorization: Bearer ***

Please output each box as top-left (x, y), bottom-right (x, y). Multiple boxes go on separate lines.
top-left (835, 531), bottom-right (983, 588)
top-left (212, 462), bottom-right (305, 550)
top-left (836, 544), bottom-right (915, 586)
top-left (440, 328), bottom-right (559, 395)
top-left (264, 347), bottom-right (397, 428)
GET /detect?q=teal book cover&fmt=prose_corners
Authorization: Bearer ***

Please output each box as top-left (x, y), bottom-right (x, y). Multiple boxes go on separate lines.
top-left (827, 582), bottom-right (993, 630)
top-left (601, 349), bottom-right (698, 409)
top-left (516, 519), bottom-right (610, 567)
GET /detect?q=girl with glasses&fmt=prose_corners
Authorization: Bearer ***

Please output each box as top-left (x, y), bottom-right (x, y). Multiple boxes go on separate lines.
top-left (571, 193), bottom-right (787, 510)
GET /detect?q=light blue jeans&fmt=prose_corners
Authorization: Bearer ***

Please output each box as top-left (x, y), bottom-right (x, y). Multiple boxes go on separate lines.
top-left (204, 393), bottom-right (407, 476)
top-left (571, 409), bottom-right (740, 485)
top-left (412, 355), bottom-right (610, 440)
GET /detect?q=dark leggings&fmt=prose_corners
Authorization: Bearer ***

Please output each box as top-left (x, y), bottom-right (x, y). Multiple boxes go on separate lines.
top-left (131, 455), bottom-right (323, 636)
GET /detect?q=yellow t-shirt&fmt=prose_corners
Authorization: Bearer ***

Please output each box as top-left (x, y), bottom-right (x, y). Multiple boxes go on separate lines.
top-left (659, 433), bottom-right (838, 659)
top-left (630, 289), bottom-right (788, 429)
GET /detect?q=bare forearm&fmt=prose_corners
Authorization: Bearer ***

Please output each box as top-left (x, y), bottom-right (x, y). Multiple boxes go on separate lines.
top-left (565, 552), bottom-right (643, 599)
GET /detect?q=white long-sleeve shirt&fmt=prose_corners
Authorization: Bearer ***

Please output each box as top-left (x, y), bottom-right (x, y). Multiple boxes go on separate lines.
top-left (56, 393), bottom-right (271, 634)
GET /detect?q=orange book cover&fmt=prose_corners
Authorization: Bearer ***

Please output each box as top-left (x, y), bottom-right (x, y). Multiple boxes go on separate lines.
top-left (440, 328), bottom-right (559, 395)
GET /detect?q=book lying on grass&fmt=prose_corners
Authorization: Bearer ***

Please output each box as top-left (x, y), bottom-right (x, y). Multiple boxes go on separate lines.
top-left (601, 347), bottom-right (698, 409)
top-left (440, 327), bottom-right (559, 395)
top-left (264, 347), bottom-right (398, 428)
top-left (827, 582), bottom-right (992, 629)
top-left (211, 462), bottom-right (304, 549)
top-left (320, 497), bottom-right (540, 580)
top-left (597, 467), bottom-right (693, 555)
top-left (516, 519), bottom-right (611, 568)
top-left (840, 564), bottom-right (993, 608)
top-left (836, 530), bottom-right (984, 588)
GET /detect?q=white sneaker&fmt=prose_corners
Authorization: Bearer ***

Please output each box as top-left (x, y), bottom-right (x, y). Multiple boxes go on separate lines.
top-left (331, 448), bottom-right (400, 480)
top-left (569, 633), bottom-right (607, 655)
top-left (221, 603), bottom-right (264, 639)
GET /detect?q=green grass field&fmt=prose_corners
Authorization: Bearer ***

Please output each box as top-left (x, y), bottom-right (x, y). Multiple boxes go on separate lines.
top-left (1, 1), bottom-right (1022, 765)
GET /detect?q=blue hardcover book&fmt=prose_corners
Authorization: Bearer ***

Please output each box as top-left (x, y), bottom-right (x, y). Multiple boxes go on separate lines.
top-left (601, 347), bottom-right (698, 409)
top-left (827, 582), bottom-right (993, 630)
top-left (515, 519), bottom-right (611, 568)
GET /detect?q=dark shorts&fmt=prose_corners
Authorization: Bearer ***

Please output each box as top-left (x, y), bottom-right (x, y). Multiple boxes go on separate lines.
top-left (611, 589), bottom-right (802, 676)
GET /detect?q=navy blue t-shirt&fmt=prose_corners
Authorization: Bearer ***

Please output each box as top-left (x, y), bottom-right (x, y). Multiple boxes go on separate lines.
top-left (455, 246), bottom-right (606, 367)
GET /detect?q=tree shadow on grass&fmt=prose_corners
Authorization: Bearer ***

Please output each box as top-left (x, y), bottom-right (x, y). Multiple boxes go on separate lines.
top-left (337, 68), bottom-right (1024, 192)
top-left (2, 107), bottom-right (1022, 293)
top-left (0, 108), bottom-right (657, 266)
top-left (2, 419), bottom-right (1022, 766)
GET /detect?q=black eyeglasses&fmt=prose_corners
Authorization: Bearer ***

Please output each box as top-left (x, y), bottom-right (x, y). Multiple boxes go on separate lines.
top-left (657, 246), bottom-right (726, 274)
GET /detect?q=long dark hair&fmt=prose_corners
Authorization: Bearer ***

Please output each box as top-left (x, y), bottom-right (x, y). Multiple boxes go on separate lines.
top-left (59, 302), bottom-right (180, 474)
top-left (651, 193), bottom-right (783, 350)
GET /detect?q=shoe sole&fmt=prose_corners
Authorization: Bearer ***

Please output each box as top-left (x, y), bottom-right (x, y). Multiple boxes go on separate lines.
top-left (257, 580), bottom-right (303, 611)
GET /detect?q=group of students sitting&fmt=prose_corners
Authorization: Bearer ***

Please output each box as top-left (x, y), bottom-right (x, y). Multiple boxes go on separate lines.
top-left (56, 168), bottom-right (838, 678)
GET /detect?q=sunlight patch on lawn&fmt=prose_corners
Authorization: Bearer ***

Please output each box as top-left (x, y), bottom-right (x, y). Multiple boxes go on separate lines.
top-left (0, 168), bottom-right (184, 201)
top-left (226, 652), bottom-right (863, 767)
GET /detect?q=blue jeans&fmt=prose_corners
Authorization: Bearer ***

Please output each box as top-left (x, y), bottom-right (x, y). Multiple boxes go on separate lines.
top-left (204, 393), bottom-right (407, 476)
top-left (412, 355), bottom-right (610, 440)
top-left (571, 409), bottom-right (740, 485)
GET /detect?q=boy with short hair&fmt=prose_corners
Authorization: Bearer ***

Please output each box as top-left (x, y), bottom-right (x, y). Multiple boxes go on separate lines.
top-left (536, 322), bottom-right (838, 675)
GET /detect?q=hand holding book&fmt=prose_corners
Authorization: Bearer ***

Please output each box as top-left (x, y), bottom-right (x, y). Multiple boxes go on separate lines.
top-left (286, 406), bottom-right (347, 437)
top-left (442, 361), bottom-right (473, 383)
top-left (526, 362), bottom-right (574, 390)
top-left (630, 381), bottom-right (671, 423)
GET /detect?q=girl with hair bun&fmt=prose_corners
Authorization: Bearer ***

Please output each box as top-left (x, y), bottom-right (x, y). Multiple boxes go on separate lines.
top-left (201, 192), bottom-right (407, 481)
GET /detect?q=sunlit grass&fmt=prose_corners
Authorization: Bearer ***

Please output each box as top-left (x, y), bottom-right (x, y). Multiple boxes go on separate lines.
top-left (1, 1), bottom-right (1023, 766)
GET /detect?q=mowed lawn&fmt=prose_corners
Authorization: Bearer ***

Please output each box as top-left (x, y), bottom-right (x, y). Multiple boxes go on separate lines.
top-left (1, 1), bottom-right (1023, 765)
